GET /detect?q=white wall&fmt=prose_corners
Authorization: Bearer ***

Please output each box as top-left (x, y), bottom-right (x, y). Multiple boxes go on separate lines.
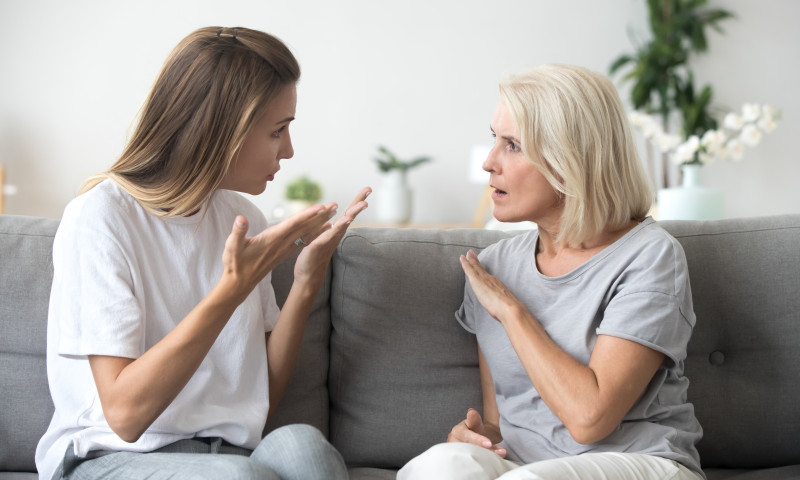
top-left (1, 0), bottom-right (797, 223)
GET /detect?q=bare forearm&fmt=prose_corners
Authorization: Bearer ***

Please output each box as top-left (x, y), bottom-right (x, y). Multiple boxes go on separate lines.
top-left (500, 306), bottom-right (605, 440)
top-left (91, 282), bottom-right (240, 442)
top-left (266, 280), bottom-right (319, 415)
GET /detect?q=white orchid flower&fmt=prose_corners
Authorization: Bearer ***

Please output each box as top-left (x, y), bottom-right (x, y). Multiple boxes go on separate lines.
top-left (656, 133), bottom-right (683, 151)
top-left (739, 124), bottom-right (763, 147)
top-left (757, 117), bottom-right (777, 133)
top-left (698, 152), bottom-right (715, 164)
top-left (629, 111), bottom-right (647, 127)
top-left (761, 104), bottom-right (778, 122)
top-left (701, 130), bottom-right (726, 153)
top-left (627, 103), bottom-right (778, 167)
top-left (726, 139), bottom-right (745, 161)
top-left (723, 113), bottom-right (744, 130)
top-left (741, 103), bottom-right (761, 122)
top-left (672, 136), bottom-right (700, 164)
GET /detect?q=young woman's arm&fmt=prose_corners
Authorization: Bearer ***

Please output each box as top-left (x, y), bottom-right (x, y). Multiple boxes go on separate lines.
top-left (89, 202), bottom-right (349, 443)
top-left (266, 188), bottom-right (370, 414)
top-left (459, 249), bottom-right (665, 445)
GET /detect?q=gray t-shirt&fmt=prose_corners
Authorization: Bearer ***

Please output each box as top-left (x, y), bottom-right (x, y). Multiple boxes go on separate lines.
top-left (456, 217), bottom-right (703, 477)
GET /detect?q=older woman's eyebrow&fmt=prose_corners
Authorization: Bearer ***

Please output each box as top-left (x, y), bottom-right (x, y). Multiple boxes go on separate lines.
top-left (489, 125), bottom-right (519, 144)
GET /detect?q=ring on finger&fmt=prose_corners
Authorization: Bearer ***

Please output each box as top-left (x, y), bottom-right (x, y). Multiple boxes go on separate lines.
top-left (294, 237), bottom-right (307, 247)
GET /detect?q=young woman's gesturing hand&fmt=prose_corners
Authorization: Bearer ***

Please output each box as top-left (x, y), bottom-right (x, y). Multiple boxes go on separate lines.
top-left (220, 191), bottom-right (365, 302)
top-left (292, 187), bottom-right (371, 290)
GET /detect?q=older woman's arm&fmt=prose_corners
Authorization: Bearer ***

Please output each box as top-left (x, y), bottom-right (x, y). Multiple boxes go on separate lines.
top-left (459, 249), bottom-right (665, 445)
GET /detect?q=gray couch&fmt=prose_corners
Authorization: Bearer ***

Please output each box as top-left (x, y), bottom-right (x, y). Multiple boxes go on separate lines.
top-left (2, 213), bottom-right (800, 480)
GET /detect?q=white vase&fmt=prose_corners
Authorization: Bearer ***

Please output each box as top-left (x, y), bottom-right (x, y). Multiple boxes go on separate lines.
top-left (288, 200), bottom-right (314, 215)
top-left (657, 164), bottom-right (724, 220)
top-left (376, 170), bottom-right (412, 224)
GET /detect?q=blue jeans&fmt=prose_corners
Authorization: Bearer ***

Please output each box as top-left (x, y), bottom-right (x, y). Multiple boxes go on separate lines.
top-left (60, 424), bottom-right (347, 480)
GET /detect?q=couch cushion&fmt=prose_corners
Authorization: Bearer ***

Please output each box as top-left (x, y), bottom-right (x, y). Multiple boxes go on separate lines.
top-left (662, 215), bottom-right (800, 469)
top-left (328, 227), bottom-right (516, 468)
top-left (0, 215), bottom-right (59, 473)
top-left (264, 251), bottom-right (332, 437)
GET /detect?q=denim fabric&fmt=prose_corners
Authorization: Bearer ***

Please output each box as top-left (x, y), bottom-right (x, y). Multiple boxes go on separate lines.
top-left (60, 424), bottom-right (345, 480)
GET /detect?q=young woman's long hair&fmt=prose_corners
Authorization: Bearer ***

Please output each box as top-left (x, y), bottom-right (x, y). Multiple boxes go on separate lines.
top-left (81, 27), bottom-right (301, 217)
top-left (500, 64), bottom-right (652, 247)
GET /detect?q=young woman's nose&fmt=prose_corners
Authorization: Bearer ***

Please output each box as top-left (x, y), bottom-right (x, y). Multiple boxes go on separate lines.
top-left (281, 132), bottom-right (295, 160)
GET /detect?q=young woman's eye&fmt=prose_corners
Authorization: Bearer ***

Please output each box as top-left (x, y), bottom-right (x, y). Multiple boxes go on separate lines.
top-left (272, 126), bottom-right (287, 138)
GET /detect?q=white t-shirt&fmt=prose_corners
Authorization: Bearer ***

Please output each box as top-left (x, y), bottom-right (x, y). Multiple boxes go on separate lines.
top-left (457, 218), bottom-right (704, 478)
top-left (35, 180), bottom-right (281, 480)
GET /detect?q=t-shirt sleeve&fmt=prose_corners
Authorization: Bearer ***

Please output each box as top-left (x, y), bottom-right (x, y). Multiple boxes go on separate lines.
top-left (596, 238), bottom-right (694, 366)
top-left (455, 280), bottom-right (478, 334)
top-left (52, 222), bottom-right (144, 359)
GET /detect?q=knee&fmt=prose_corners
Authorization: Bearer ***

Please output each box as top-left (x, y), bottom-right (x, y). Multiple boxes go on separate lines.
top-left (254, 424), bottom-right (347, 480)
top-left (399, 442), bottom-right (491, 480)
top-left (261, 424), bottom-right (328, 451)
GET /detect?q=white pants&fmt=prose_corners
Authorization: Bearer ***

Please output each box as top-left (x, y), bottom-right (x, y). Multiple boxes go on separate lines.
top-left (397, 442), bottom-right (703, 480)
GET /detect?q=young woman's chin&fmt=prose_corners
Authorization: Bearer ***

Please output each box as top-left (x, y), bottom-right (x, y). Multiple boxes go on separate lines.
top-left (241, 183), bottom-right (268, 196)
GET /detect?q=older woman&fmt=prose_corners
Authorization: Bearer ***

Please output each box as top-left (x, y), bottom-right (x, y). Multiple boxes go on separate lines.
top-left (399, 64), bottom-right (704, 480)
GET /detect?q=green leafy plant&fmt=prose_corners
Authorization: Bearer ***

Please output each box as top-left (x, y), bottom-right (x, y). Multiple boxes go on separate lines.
top-left (374, 145), bottom-right (431, 173)
top-left (609, 0), bottom-right (734, 137)
top-left (285, 176), bottom-right (322, 202)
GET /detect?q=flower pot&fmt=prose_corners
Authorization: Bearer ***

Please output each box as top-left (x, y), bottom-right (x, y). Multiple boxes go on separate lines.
top-left (657, 164), bottom-right (724, 220)
top-left (288, 200), bottom-right (314, 215)
top-left (376, 170), bottom-right (413, 224)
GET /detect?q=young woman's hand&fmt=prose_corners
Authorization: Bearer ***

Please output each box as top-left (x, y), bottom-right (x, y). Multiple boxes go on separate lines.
top-left (220, 200), bottom-right (350, 302)
top-left (292, 187), bottom-right (371, 290)
top-left (447, 408), bottom-right (506, 457)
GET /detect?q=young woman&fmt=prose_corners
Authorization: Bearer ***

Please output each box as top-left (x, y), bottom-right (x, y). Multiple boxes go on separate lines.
top-left (35, 26), bottom-right (369, 480)
top-left (399, 64), bottom-right (704, 480)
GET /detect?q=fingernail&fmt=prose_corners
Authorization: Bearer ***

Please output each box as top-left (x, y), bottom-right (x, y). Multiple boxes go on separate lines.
top-left (235, 219), bottom-right (245, 228)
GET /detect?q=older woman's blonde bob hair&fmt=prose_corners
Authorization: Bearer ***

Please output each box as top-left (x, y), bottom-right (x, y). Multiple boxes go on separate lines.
top-left (499, 64), bottom-right (652, 247)
top-left (80, 27), bottom-right (300, 217)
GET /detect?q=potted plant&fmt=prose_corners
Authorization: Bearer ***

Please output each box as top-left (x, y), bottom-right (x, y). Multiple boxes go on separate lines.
top-left (611, 1), bottom-right (780, 221)
top-left (285, 175), bottom-right (322, 214)
top-left (373, 145), bottom-right (431, 224)
top-left (609, 0), bottom-right (734, 187)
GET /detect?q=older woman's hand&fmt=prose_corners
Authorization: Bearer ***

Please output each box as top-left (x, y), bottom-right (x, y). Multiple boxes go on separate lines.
top-left (447, 408), bottom-right (506, 457)
top-left (459, 249), bottom-right (526, 324)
